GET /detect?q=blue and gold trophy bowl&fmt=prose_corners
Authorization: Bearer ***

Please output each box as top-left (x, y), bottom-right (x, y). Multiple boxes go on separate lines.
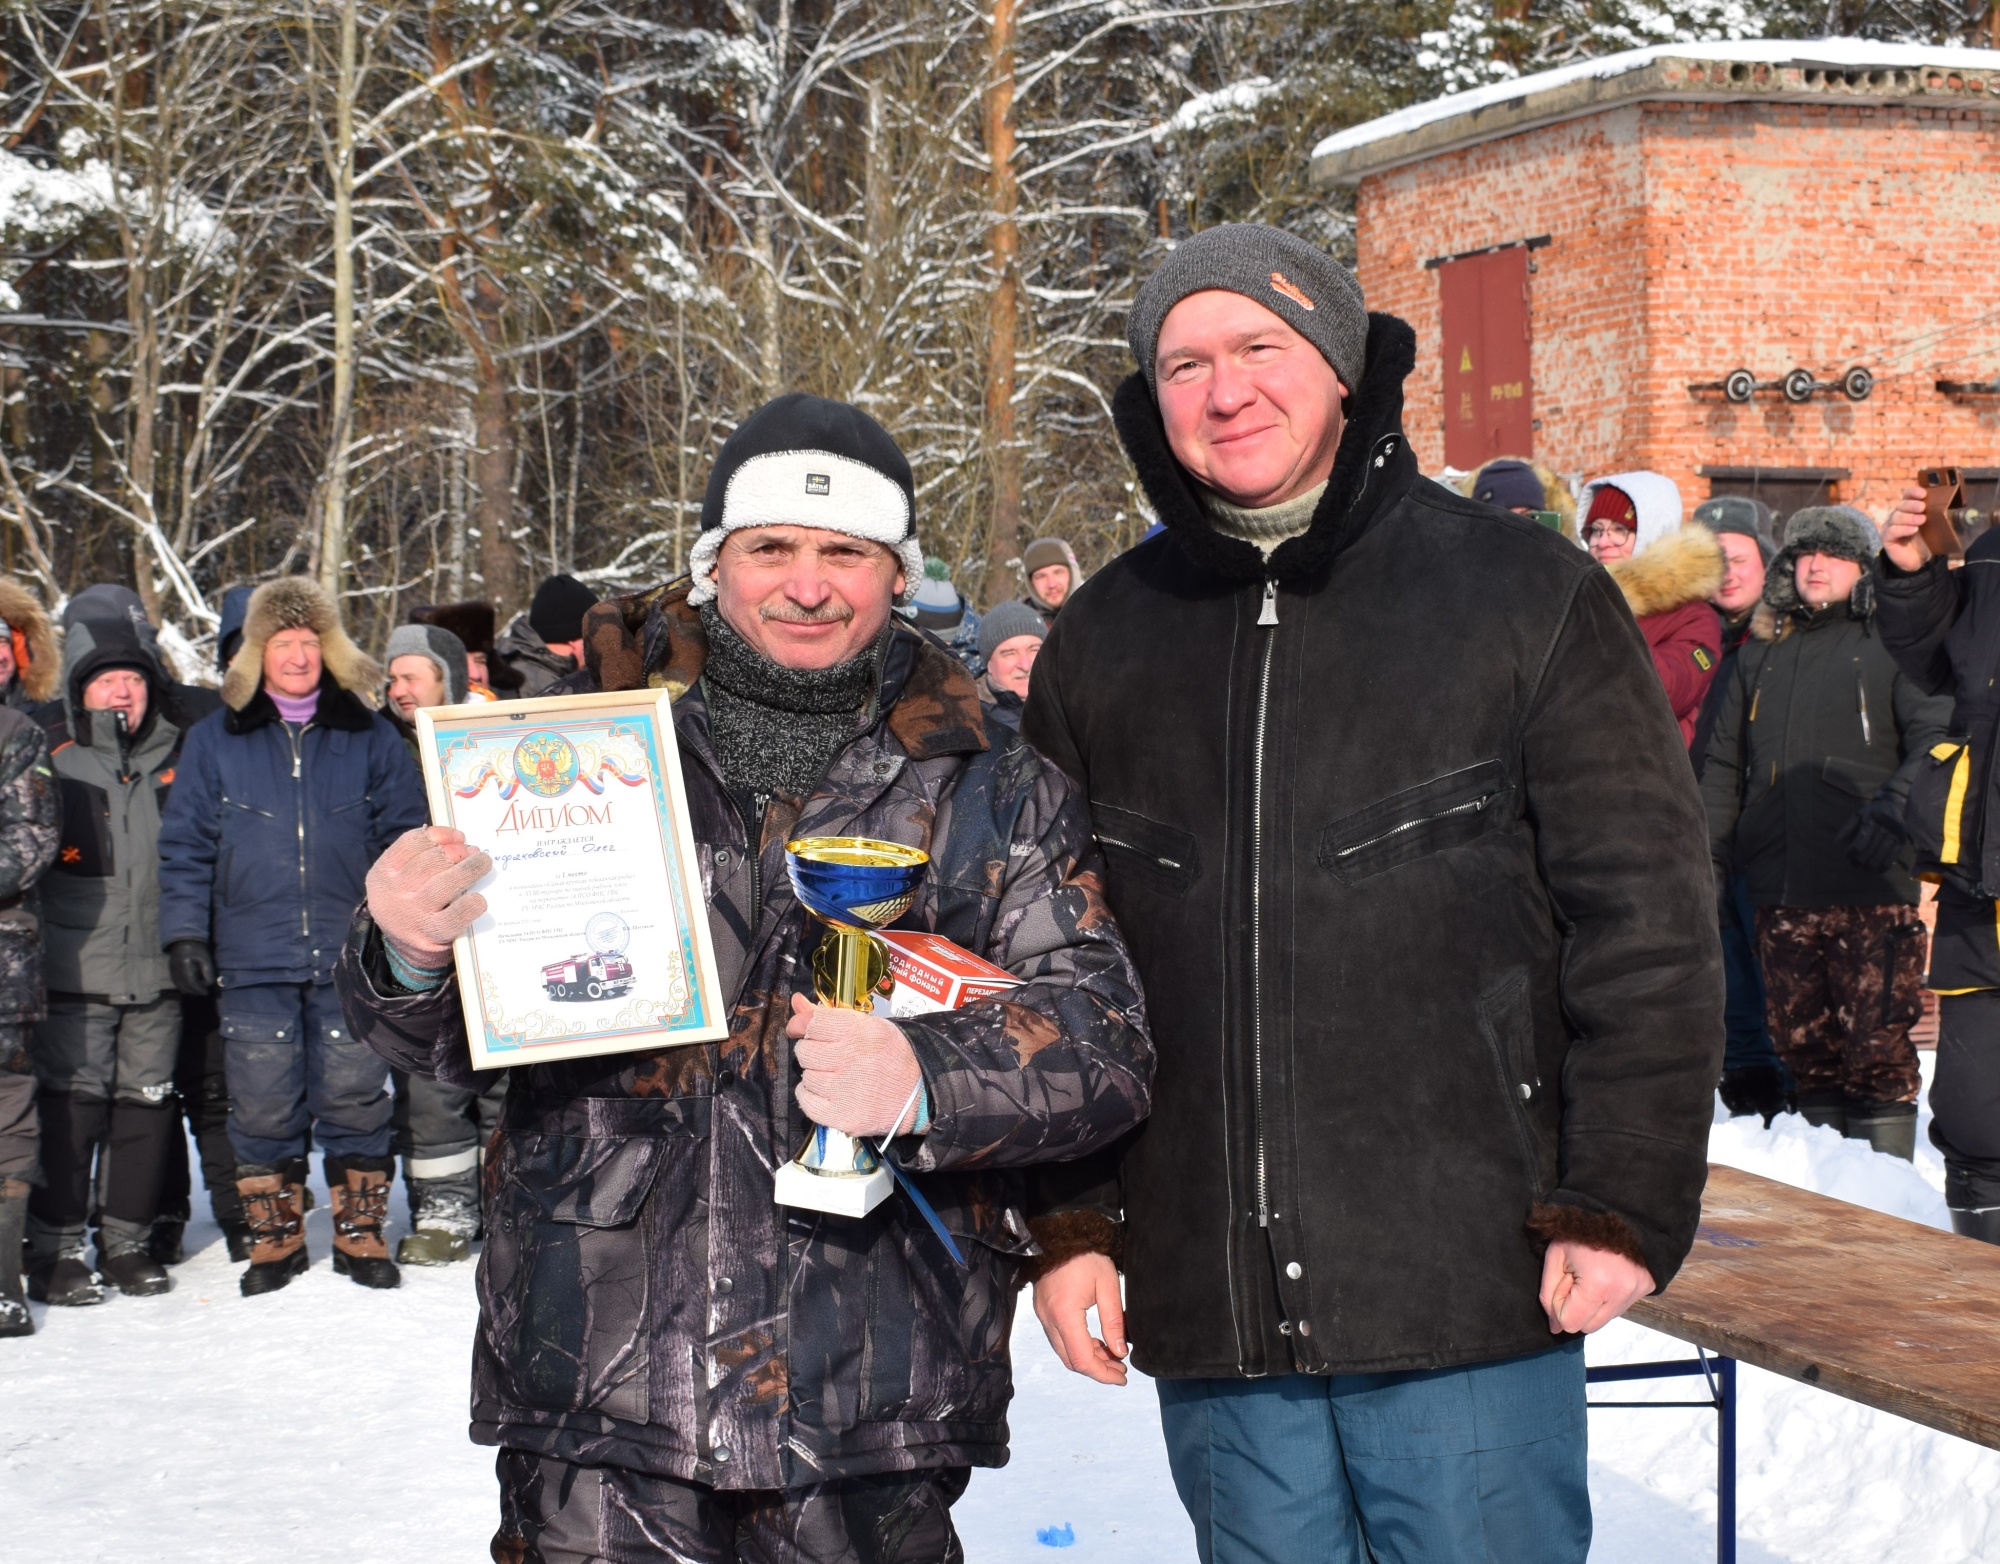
top-left (775, 837), bottom-right (929, 1217)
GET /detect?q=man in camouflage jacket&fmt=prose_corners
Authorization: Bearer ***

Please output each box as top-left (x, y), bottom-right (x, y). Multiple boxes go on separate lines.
top-left (335, 394), bottom-right (1151, 1561)
top-left (0, 696), bottom-right (61, 1336)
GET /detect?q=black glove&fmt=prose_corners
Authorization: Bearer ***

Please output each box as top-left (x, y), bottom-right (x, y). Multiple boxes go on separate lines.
top-left (167, 938), bottom-right (217, 997)
top-left (1840, 798), bottom-right (1910, 874)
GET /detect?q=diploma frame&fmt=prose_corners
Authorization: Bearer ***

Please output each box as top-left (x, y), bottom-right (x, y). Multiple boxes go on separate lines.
top-left (413, 689), bottom-right (729, 1069)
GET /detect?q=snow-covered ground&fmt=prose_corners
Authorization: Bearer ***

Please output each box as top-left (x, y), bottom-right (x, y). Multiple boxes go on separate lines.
top-left (5, 1058), bottom-right (1997, 1562)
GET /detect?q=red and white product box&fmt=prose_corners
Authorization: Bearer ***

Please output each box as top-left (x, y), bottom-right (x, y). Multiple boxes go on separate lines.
top-left (875, 929), bottom-right (1018, 1017)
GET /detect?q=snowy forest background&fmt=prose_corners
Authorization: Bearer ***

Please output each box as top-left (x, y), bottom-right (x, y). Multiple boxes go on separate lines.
top-left (0, 0), bottom-right (1992, 660)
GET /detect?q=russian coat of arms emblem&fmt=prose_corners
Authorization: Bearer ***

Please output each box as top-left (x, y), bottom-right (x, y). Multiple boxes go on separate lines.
top-left (512, 730), bottom-right (580, 798)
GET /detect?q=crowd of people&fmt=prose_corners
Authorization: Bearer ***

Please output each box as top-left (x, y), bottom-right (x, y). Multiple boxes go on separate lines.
top-left (2, 220), bottom-right (1995, 1564)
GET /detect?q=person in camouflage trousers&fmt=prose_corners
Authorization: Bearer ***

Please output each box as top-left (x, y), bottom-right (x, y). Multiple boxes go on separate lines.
top-left (1754, 905), bottom-right (1927, 1107)
top-left (0, 698), bottom-right (63, 1337)
top-left (337, 395), bottom-right (1153, 1563)
top-left (1703, 507), bottom-right (1951, 1159)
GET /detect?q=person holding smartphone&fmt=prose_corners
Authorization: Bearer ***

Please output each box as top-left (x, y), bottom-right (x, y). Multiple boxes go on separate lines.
top-left (1875, 482), bottom-right (2000, 1243)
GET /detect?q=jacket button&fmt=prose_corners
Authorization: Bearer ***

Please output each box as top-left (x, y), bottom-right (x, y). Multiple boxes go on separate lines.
top-left (713, 1446), bottom-right (731, 1464)
top-left (1278, 1321), bottom-right (1293, 1336)
top-left (716, 1069), bottom-right (735, 1088)
top-left (715, 849), bottom-right (730, 866)
top-left (716, 1276), bottom-right (734, 1295)
top-left (1517, 1083), bottom-right (1533, 1100)
top-left (1285, 1261), bottom-right (1303, 1280)
top-left (1297, 1320), bottom-right (1313, 1338)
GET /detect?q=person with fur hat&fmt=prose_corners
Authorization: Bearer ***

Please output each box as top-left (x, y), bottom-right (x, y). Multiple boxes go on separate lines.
top-left (335, 390), bottom-right (1151, 1561)
top-left (1687, 496), bottom-right (1790, 1121)
top-left (25, 613), bottom-right (188, 1304)
top-left (1578, 472), bottom-right (1725, 748)
top-left (1020, 535), bottom-right (1083, 624)
top-left (412, 599), bottom-right (503, 698)
top-left (492, 574), bottom-right (597, 697)
top-left (0, 578), bottom-right (57, 713)
top-left (1701, 507), bottom-right (1950, 1160)
top-left (974, 599), bottom-right (1045, 730)
top-left (1022, 225), bottom-right (1720, 1562)
top-left (1871, 483), bottom-right (2000, 1240)
top-left (157, 578), bottom-right (426, 1297)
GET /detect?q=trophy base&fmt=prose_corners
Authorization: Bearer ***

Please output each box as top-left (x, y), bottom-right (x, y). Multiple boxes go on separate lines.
top-left (774, 1160), bottom-right (893, 1217)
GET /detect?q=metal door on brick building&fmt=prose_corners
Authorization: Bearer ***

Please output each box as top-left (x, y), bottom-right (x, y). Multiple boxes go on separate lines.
top-left (1437, 246), bottom-right (1533, 469)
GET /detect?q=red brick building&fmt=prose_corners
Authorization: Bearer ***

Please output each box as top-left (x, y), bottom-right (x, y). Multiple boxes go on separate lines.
top-left (1311, 41), bottom-right (2000, 519)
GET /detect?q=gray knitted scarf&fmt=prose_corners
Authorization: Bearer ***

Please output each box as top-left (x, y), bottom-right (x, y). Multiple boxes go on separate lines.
top-left (697, 601), bottom-right (881, 801)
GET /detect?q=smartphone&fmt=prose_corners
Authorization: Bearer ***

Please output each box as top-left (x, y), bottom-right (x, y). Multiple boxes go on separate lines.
top-left (1527, 510), bottom-right (1562, 531)
top-left (1920, 466), bottom-right (1966, 559)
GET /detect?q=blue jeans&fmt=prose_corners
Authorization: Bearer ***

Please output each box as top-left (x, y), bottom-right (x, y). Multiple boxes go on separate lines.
top-left (220, 981), bottom-right (391, 1165)
top-left (1722, 874), bottom-right (1786, 1078)
top-left (1156, 1339), bottom-right (1589, 1564)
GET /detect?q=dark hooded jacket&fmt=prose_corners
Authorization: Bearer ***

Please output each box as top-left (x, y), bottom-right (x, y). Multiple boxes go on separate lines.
top-left (40, 616), bottom-right (184, 1003)
top-left (1874, 531), bottom-right (2000, 987)
top-left (1020, 313), bottom-right (1723, 1380)
top-left (1701, 574), bottom-right (1950, 910)
top-left (333, 583), bottom-right (1152, 1488)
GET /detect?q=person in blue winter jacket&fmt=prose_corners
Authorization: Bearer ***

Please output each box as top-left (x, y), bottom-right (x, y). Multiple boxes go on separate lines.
top-left (157, 577), bottom-right (425, 1297)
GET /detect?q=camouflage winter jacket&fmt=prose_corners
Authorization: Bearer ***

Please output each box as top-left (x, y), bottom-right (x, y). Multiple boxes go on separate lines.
top-left (0, 703), bottom-right (59, 1025)
top-left (334, 583), bottom-right (1152, 1488)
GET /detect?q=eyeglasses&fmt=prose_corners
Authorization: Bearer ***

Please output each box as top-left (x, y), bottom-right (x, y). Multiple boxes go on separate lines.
top-left (1583, 523), bottom-right (1635, 545)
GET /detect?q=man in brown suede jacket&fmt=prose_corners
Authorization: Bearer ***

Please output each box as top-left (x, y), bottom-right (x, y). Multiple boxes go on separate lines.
top-left (1021, 225), bottom-right (1722, 1564)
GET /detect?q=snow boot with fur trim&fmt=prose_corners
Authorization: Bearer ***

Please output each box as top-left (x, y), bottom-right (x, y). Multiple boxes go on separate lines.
top-left (1846, 1100), bottom-right (1917, 1162)
top-left (0, 1178), bottom-right (32, 1337)
top-left (236, 1161), bottom-right (309, 1297)
top-left (328, 1156), bottom-right (400, 1290)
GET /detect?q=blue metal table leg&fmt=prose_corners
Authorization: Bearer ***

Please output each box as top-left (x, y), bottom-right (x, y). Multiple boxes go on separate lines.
top-left (1717, 1355), bottom-right (1737, 1564)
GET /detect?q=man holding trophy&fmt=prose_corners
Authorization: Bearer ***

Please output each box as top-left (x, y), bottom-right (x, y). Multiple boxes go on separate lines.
top-left (335, 393), bottom-right (1152, 1563)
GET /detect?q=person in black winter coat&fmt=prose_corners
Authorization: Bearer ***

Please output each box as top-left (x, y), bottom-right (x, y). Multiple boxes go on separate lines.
top-left (1022, 224), bottom-right (1721, 1564)
top-left (1876, 487), bottom-right (2000, 1242)
top-left (157, 578), bottom-right (426, 1296)
top-left (1702, 507), bottom-right (1951, 1161)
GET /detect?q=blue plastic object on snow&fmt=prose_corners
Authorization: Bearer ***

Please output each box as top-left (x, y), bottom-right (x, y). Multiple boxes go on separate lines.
top-left (1035, 1524), bottom-right (1075, 1548)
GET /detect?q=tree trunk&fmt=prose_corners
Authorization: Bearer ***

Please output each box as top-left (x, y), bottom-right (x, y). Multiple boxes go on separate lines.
top-left (979, 0), bottom-right (1022, 608)
top-left (754, 196), bottom-right (782, 400)
top-left (470, 271), bottom-right (518, 611)
top-left (318, 0), bottom-right (358, 602)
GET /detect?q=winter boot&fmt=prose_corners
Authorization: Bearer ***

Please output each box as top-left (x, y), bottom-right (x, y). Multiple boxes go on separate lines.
top-left (25, 1215), bottom-right (105, 1307)
top-left (236, 1161), bottom-right (309, 1297)
top-left (97, 1244), bottom-right (172, 1296)
top-left (1950, 1207), bottom-right (2000, 1245)
top-left (1718, 1066), bottom-right (1791, 1124)
top-left (327, 1157), bottom-right (400, 1290)
top-left (1793, 1087), bottom-right (1848, 1136)
top-left (397, 1176), bottom-right (478, 1266)
top-left (1846, 1100), bottom-right (1918, 1162)
top-left (0, 1178), bottom-right (32, 1337)
top-left (148, 1217), bottom-right (186, 1267)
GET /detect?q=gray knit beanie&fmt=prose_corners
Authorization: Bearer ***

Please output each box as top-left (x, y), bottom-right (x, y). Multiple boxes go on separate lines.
top-left (1128, 224), bottom-right (1367, 396)
top-left (977, 600), bottom-right (1047, 663)
top-left (385, 622), bottom-right (468, 704)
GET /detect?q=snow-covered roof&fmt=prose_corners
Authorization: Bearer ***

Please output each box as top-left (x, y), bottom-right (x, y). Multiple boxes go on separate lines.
top-left (1310, 39), bottom-right (2000, 185)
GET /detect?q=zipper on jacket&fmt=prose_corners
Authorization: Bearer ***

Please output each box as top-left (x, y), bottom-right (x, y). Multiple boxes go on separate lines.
top-left (1333, 792), bottom-right (1496, 864)
top-left (287, 721), bottom-right (311, 941)
top-left (1250, 619), bottom-right (1276, 1228)
top-left (1857, 668), bottom-right (1873, 746)
top-left (1258, 579), bottom-right (1279, 627)
top-left (1094, 834), bottom-right (1183, 871)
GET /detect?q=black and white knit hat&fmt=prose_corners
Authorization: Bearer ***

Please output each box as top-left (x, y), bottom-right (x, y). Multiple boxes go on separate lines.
top-left (688, 393), bottom-right (924, 607)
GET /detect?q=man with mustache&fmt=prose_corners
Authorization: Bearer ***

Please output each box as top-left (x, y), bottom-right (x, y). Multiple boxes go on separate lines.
top-left (336, 393), bottom-right (1152, 1562)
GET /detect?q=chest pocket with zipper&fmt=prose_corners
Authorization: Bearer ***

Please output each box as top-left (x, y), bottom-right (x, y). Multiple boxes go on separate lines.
top-left (1092, 802), bottom-right (1200, 899)
top-left (1317, 759), bottom-right (1514, 886)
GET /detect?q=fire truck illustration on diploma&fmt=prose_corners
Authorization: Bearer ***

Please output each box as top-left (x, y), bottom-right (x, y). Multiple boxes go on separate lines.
top-left (542, 912), bottom-right (635, 1002)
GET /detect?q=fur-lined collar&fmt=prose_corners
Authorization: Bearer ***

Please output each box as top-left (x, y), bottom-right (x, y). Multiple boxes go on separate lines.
top-left (224, 670), bottom-right (378, 735)
top-left (577, 578), bottom-right (988, 762)
top-left (0, 578), bottom-right (58, 703)
top-left (1603, 525), bottom-right (1723, 619)
top-left (1111, 312), bottom-right (1420, 591)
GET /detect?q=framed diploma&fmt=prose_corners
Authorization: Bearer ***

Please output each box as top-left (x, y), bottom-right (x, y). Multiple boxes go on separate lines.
top-left (413, 689), bottom-right (729, 1069)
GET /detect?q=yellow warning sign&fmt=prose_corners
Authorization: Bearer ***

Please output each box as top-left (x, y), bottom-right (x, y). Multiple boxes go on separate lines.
top-left (1459, 346), bottom-right (1473, 373)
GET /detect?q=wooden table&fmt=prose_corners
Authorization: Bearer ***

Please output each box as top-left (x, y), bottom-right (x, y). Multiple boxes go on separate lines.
top-left (1590, 1163), bottom-right (2000, 1562)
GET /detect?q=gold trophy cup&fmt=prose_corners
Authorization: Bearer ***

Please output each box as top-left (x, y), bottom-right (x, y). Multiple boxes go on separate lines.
top-left (774, 836), bottom-right (928, 1217)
